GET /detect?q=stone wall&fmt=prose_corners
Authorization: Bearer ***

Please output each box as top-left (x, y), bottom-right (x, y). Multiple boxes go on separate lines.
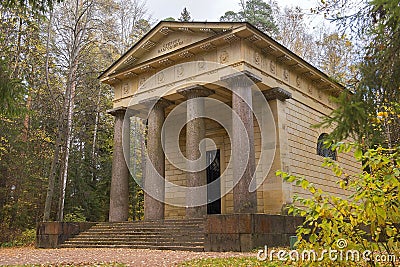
top-left (286, 97), bottom-right (360, 200)
top-left (205, 214), bottom-right (304, 251)
top-left (36, 222), bottom-right (95, 248)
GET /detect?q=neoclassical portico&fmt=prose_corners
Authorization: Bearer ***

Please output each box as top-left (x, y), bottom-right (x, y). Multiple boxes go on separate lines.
top-left (101, 21), bottom-right (351, 222)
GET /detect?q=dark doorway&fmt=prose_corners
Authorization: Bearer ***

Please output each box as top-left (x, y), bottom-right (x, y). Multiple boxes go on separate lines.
top-left (206, 150), bottom-right (221, 214)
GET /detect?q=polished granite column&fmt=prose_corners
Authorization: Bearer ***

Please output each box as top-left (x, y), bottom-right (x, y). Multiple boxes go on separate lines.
top-left (108, 107), bottom-right (130, 222)
top-left (141, 97), bottom-right (172, 220)
top-left (223, 71), bottom-right (261, 213)
top-left (178, 85), bottom-right (214, 218)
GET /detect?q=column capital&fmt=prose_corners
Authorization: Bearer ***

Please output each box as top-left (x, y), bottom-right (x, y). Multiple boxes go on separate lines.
top-left (177, 85), bottom-right (215, 99)
top-left (107, 106), bottom-right (138, 118)
top-left (262, 87), bottom-right (292, 101)
top-left (221, 70), bottom-right (262, 88)
top-left (107, 106), bottom-right (126, 116)
top-left (139, 97), bottom-right (174, 110)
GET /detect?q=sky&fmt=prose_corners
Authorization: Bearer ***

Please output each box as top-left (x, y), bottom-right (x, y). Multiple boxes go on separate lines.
top-left (145, 0), bottom-right (322, 24)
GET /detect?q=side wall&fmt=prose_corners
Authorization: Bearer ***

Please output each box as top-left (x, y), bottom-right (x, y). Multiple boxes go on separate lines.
top-left (241, 40), bottom-right (360, 209)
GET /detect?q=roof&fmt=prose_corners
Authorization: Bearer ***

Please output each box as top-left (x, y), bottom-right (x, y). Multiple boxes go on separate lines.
top-left (99, 21), bottom-right (343, 92)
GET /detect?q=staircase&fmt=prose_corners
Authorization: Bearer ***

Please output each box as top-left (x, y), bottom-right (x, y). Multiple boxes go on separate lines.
top-left (60, 219), bottom-right (206, 251)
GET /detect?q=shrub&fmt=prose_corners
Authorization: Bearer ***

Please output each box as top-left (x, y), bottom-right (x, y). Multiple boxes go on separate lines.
top-left (277, 144), bottom-right (400, 267)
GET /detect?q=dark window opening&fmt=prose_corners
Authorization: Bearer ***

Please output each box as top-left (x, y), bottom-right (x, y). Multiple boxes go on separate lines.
top-left (317, 133), bottom-right (337, 160)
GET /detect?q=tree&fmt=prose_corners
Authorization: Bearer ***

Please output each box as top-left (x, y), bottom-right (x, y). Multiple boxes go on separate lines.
top-left (0, 58), bottom-right (24, 117)
top-left (114, 0), bottom-right (151, 54)
top-left (163, 17), bottom-right (175, 21)
top-left (316, 32), bottom-right (357, 84)
top-left (220, 0), bottom-right (278, 36)
top-left (316, 0), bottom-right (400, 148)
top-left (0, 0), bottom-right (62, 13)
top-left (178, 7), bottom-right (191, 22)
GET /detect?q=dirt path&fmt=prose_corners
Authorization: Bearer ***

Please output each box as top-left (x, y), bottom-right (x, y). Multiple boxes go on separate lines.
top-left (0, 247), bottom-right (253, 266)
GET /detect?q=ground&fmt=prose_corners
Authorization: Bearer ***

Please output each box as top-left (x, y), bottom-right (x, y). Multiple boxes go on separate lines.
top-left (0, 247), bottom-right (254, 266)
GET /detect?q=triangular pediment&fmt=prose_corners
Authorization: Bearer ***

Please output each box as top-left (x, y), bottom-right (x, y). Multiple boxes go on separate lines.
top-left (100, 21), bottom-right (245, 80)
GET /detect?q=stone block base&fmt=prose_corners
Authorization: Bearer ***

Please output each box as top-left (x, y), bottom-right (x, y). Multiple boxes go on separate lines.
top-left (36, 222), bottom-right (96, 248)
top-left (205, 214), bottom-right (304, 252)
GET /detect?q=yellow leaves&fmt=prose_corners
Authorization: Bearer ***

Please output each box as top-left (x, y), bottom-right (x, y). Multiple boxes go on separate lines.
top-left (377, 111), bottom-right (388, 118)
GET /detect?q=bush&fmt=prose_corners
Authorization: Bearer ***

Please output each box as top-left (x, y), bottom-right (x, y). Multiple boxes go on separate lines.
top-left (1, 228), bottom-right (36, 247)
top-left (277, 144), bottom-right (400, 267)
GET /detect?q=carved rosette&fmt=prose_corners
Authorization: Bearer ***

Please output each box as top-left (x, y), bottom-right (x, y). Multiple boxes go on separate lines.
top-left (198, 60), bottom-right (206, 70)
top-left (157, 72), bottom-right (165, 84)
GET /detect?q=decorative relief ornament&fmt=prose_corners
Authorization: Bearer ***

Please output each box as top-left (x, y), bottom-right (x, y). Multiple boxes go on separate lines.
top-left (296, 75), bottom-right (301, 87)
top-left (269, 60), bottom-right (275, 74)
top-left (157, 72), bottom-right (165, 83)
top-left (254, 52), bottom-right (261, 65)
top-left (176, 66), bottom-right (184, 77)
top-left (283, 69), bottom-right (289, 81)
top-left (219, 50), bottom-right (229, 64)
top-left (139, 77), bottom-right (147, 88)
top-left (198, 60), bottom-right (206, 70)
top-left (123, 84), bottom-right (129, 95)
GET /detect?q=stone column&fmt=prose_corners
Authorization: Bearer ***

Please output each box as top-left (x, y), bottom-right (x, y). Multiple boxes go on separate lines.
top-left (178, 85), bottom-right (214, 218)
top-left (141, 97), bottom-right (172, 221)
top-left (222, 71), bottom-right (261, 213)
top-left (108, 107), bottom-right (130, 222)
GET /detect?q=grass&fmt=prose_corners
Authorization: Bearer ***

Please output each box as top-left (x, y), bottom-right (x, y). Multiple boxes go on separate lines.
top-left (1, 264), bottom-right (128, 267)
top-left (178, 256), bottom-right (293, 267)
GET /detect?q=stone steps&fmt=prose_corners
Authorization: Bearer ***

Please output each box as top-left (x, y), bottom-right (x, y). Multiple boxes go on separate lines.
top-left (60, 219), bottom-right (206, 251)
top-left (60, 243), bottom-right (205, 251)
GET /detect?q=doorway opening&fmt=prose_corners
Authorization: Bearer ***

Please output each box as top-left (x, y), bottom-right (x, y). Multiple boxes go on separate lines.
top-left (206, 149), bottom-right (221, 214)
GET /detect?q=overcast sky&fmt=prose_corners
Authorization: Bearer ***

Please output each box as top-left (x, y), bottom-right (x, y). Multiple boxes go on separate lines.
top-left (145, 0), bottom-right (322, 24)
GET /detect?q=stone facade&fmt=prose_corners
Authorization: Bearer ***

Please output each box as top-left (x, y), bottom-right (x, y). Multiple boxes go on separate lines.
top-left (100, 21), bottom-right (359, 221)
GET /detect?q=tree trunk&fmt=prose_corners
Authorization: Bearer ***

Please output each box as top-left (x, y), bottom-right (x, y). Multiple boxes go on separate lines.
top-left (91, 86), bottom-right (102, 182)
top-left (57, 59), bottom-right (78, 222)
